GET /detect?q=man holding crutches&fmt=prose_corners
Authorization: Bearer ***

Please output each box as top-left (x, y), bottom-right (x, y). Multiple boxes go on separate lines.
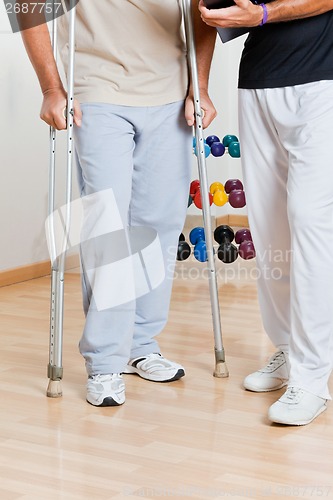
top-left (20, 0), bottom-right (217, 407)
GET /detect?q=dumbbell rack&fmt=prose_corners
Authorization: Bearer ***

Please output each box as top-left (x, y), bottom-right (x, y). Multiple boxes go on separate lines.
top-left (181, 0), bottom-right (228, 378)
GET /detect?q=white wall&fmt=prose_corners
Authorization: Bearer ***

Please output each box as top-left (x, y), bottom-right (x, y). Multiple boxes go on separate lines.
top-left (0, 3), bottom-right (70, 271)
top-left (0, 5), bottom-right (246, 272)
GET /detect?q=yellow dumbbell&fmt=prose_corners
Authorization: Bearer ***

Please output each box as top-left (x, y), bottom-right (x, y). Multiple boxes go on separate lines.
top-left (210, 182), bottom-right (228, 207)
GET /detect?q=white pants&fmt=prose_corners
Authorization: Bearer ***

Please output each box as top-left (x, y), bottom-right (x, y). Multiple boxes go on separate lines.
top-left (239, 81), bottom-right (333, 399)
top-left (74, 101), bottom-right (192, 375)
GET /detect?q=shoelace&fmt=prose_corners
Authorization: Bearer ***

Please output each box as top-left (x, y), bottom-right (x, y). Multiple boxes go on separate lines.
top-left (262, 351), bottom-right (285, 371)
top-left (283, 386), bottom-right (303, 402)
top-left (285, 387), bottom-right (302, 398)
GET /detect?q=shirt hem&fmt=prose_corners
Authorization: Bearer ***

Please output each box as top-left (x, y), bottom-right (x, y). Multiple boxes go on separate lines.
top-left (238, 73), bottom-right (333, 89)
top-left (75, 90), bottom-right (188, 107)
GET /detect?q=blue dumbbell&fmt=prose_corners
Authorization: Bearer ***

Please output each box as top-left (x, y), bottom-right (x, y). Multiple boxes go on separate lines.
top-left (211, 142), bottom-right (226, 157)
top-left (189, 227), bottom-right (207, 262)
top-left (206, 135), bottom-right (220, 147)
top-left (206, 134), bottom-right (226, 157)
top-left (193, 137), bottom-right (211, 158)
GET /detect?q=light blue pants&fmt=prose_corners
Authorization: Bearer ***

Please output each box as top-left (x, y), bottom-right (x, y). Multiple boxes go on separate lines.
top-left (74, 101), bottom-right (192, 375)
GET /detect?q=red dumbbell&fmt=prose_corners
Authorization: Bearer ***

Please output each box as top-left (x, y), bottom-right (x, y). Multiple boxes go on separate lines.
top-left (190, 179), bottom-right (200, 197)
top-left (193, 189), bottom-right (213, 209)
top-left (190, 179), bottom-right (213, 209)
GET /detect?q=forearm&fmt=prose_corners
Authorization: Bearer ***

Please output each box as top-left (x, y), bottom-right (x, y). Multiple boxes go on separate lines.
top-left (265, 0), bottom-right (333, 23)
top-left (191, 0), bottom-right (216, 92)
top-left (21, 23), bottom-right (64, 94)
top-left (199, 0), bottom-right (333, 29)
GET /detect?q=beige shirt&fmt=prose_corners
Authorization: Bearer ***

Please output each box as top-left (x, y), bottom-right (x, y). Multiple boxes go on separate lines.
top-left (58, 0), bottom-right (189, 106)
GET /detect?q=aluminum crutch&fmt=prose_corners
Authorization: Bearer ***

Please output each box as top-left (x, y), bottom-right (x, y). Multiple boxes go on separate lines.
top-left (47, 0), bottom-right (77, 397)
top-left (181, 0), bottom-right (228, 377)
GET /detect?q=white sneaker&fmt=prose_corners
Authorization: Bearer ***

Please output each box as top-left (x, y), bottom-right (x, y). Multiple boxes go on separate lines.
top-left (243, 351), bottom-right (289, 392)
top-left (124, 353), bottom-right (185, 382)
top-left (86, 374), bottom-right (125, 407)
top-left (268, 386), bottom-right (327, 425)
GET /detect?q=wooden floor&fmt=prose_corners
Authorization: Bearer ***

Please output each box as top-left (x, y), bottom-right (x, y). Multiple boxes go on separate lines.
top-left (0, 258), bottom-right (332, 500)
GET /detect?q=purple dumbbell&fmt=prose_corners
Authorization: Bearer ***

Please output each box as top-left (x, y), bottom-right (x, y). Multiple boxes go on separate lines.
top-left (235, 228), bottom-right (255, 260)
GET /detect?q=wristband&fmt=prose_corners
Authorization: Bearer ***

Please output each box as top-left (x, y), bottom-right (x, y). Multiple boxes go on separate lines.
top-left (259, 3), bottom-right (268, 26)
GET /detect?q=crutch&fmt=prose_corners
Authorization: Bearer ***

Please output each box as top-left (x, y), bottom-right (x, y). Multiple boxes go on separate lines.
top-left (181, 0), bottom-right (229, 377)
top-left (46, 0), bottom-right (77, 397)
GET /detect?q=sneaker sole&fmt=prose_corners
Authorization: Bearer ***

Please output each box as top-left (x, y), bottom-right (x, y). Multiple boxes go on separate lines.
top-left (269, 404), bottom-right (327, 426)
top-left (124, 367), bottom-right (185, 383)
top-left (244, 380), bottom-right (288, 392)
top-left (86, 396), bottom-right (125, 407)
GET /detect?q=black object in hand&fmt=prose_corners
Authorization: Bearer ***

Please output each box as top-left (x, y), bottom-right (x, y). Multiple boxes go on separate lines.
top-left (203, 0), bottom-right (236, 8)
top-left (204, 0), bottom-right (258, 8)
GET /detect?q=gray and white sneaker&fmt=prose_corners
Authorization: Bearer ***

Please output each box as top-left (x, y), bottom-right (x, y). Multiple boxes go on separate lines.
top-left (124, 353), bottom-right (185, 382)
top-left (86, 373), bottom-right (125, 407)
top-left (243, 351), bottom-right (289, 392)
top-left (268, 386), bottom-right (327, 425)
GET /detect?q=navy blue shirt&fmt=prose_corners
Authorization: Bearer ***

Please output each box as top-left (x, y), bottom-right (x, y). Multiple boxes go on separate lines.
top-left (238, 9), bottom-right (333, 88)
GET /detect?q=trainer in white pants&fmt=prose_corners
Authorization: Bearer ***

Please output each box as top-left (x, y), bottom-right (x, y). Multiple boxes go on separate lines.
top-left (74, 101), bottom-right (192, 376)
top-left (239, 81), bottom-right (333, 400)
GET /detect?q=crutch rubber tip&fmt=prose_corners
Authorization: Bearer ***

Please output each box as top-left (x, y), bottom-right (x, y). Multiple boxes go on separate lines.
top-left (214, 361), bottom-right (229, 378)
top-left (46, 380), bottom-right (63, 398)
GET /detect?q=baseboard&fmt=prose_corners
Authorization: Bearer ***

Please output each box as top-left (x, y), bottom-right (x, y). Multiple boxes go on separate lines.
top-left (216, 214), bottom-right (249, 228)
top-left (183, 214), bottom-right (214, 235)
top-left (0, 260), bottom-right (51, 288)
top-left (0, 253), bottom-right (80, 288)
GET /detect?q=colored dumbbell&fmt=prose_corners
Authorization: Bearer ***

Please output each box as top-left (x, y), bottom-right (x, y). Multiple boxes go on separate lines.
top-left (189, 179), bottom-right (201, 207)
top-left (214, 225), bottom-right (238, 264)
top-left (235, 228), bottom-right (256, 260)
top-left (210, 182), bottom-right (228, 207)
top-left (228, 142), bottom-right (240, 158)
top-left (188, 179), bottom-right (200, 207)
top-left (194, 190), bottom-right (213, 210)
top-left (211, 142), bottom-right (226, 157)
top-left (222, 135), bottom-right (239, 147)
top-left (189, 227), bottom-right (207, 262)
top-left (193, 137), bottom-right (211, 158)
top-left (222, 134), bottom-right (241, 158)
top-left (190, 179), bottom-right (200, 196)
top-left (234, 228), bottom-right (252, 244)
top-left (224, 178), bottom-right (246, 208)
top-left (194, 133), bottom-right (239, 159)
top-left (177, 233), bottom-right (191, 261)
top-left (206, 135), bottom-right (226, 157)
top-left (190, 179), bottom-right (213, 209)
top-left (206, 135), bottom-right (220, 147)
top-left (209, 134), bottom-right (239, 158)
top-left (229, 190), bottom-right (246, 209)
top-left (224, 178), bottom-right (243, 193)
